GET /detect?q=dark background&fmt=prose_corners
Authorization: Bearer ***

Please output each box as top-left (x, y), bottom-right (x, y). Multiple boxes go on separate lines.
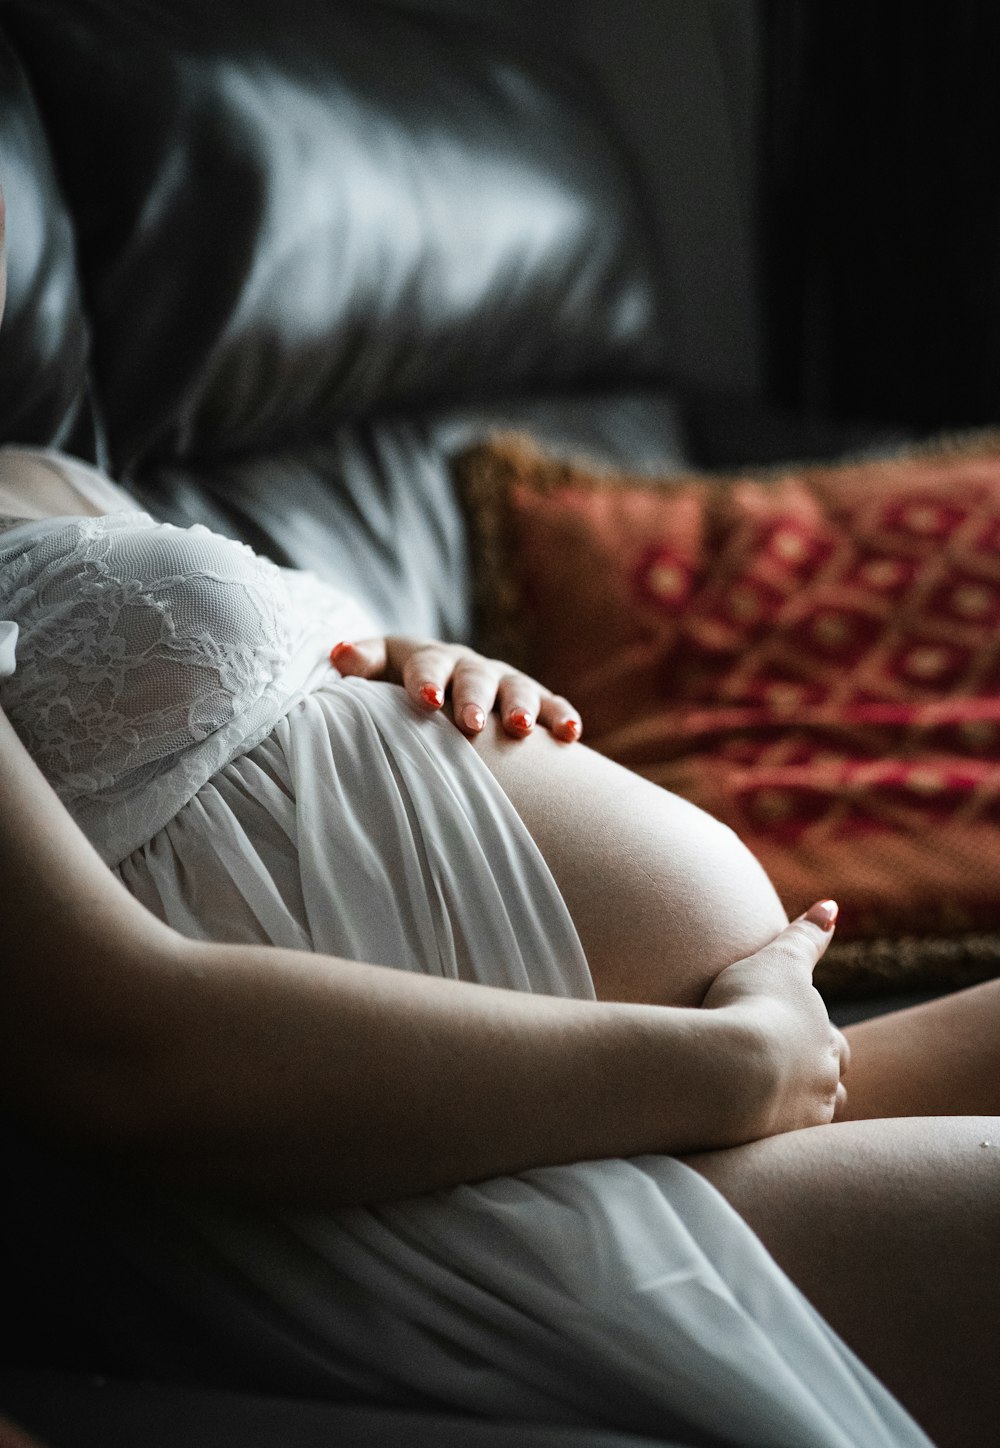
top-left (394, 0), bottom-right (1000, 437)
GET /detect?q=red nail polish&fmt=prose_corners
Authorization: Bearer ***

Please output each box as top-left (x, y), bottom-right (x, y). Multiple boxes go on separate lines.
top-left (557, 719), bottom-right (580, 742)
top-left (330, 641), bottom-right (352, 664)
top-left (509, 708), bottom-right (533, 732)
top-left (420, 683), bottom-right (444, 709)
top-left (805, 899), bottom-right (839, 931)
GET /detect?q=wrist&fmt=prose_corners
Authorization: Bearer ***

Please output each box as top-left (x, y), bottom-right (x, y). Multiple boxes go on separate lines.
top-left (605, 1001), bottom-right (774, 1156)
top-left (693, 1004), bottom-right (781, 1147)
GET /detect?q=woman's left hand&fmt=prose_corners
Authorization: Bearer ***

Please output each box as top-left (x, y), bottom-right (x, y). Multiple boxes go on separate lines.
top-left (330, 637), bottom-right (582, 742)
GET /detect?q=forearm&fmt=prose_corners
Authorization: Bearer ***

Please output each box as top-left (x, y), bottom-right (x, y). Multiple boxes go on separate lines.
top-left (9, 926), bottom-right (763, 1204)
top-left (1, 707), bottom-right (765, 1204)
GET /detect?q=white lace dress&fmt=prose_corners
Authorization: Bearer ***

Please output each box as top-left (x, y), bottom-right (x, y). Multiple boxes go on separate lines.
top-left (0, 457), bottom-right (932, 1448)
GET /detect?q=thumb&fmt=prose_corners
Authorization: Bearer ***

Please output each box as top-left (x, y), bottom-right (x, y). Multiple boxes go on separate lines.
top-left (784, 899), bottom-right (839, 968)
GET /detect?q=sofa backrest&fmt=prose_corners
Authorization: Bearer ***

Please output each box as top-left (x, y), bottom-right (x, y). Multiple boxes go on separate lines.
top-left (0, 30), bottom-right (96, 458)
top-left (1, 0), bottom-right (665, 474)
top-left (0, 1), bottom-right (694, 636)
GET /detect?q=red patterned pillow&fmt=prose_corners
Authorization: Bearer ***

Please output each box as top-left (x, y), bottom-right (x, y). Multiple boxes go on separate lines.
top-left (457, 431), bottom-right (1000, 996)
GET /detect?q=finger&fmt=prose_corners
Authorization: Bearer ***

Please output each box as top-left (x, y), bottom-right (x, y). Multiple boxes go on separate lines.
top-left (496, 672), bottom-right (543, 737)
top-left (803, 899), bottom-right (839, 931)
top-left (400, 644), bottom-right (457, 711)
top-left (795, 898), bottom-right (839, 963)
top-left (536, 691), bottom-right (583, 743)
top-left (776, 902), bottom-right (839, 970)
top-left (330, 637), bottom-right (388, 678)
top-left (834, 1080), bottom-right (849, 1119)
top-left (833, 1027), bottom-right (851, 1078)
top-left (451, 658), bottom-right (502, 734)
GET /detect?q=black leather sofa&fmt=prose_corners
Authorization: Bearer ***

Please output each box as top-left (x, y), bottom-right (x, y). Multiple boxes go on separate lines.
top-left (0, 3), bottom-right (916, 1444)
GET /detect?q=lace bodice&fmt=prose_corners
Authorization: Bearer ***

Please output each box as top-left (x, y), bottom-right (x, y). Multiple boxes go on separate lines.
top-left (0, 511), bottom-right (378, 863)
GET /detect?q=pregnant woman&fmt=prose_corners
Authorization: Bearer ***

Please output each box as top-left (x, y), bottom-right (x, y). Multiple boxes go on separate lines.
top-left (1, 184), bottom-right (996, 1448)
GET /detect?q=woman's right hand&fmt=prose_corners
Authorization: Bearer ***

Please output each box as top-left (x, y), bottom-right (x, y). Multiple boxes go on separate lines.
top-left (701, 901), bottom-right (850, 1140)
top-left (331, 636), bottom-right (582, 743)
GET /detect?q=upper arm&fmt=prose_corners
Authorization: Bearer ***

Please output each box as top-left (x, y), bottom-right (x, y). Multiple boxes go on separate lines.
top-left (0, 704), bottom-right (181, 1135)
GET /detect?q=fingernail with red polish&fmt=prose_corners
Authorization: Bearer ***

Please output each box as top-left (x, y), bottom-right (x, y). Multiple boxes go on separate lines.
top-left (330, 641), bottom-right (352, 664)
top-left (509, 708), bottom-right (533, 733)
top-left (805, 899), bottom-right (839, 931)
top-left (557, 718), bottom-right (580, 742)
top-left (420, 683), bottom-right (444, 709)
top-left (462, 704), bottom-right (486, 732)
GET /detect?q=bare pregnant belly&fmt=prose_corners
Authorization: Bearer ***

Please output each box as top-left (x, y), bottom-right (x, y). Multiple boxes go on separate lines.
top-left (465, 713), bottom-right (788, 1007)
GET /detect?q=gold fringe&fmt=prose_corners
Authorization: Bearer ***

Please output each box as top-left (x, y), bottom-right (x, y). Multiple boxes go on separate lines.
top-left (817, 931), bottom-right (1000, 999)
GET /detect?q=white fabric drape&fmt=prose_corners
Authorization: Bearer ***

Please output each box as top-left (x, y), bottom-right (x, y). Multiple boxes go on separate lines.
top-left (1, 491), bottom-right (932, 1447)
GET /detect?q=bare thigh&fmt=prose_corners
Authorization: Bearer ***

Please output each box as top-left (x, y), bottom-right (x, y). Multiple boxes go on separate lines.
top-left (469, 720), bottom-right (787, 1006)
top-left (686, 1116), bottom-right (1000, 1448)
top-left (469, 722), bottom-right (1000, 1444)
top-left (841, 977), bottom-right (1000, 1118)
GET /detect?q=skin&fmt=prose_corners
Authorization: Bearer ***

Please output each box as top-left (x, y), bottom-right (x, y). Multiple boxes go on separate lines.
top-left (448, 684), bottom-right (1000, 1448)
top-left (0, 1418), bottom-right (46, 1448)
top-left (0, 699), bottom-right (845, 1198)
top-left (688, 1118), bottom-right (1000, 1448)
top-left (463, 711), bottom-right (1000, 1448)
top-left (0, 177), bottom-right (842, 1190)
top-left (2, 180), bottom-right (997, 1445)
top-left (3, 477), bottom-right (993, 1448)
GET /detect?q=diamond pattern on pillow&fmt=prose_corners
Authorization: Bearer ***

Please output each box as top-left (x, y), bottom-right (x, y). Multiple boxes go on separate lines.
top-left (457, 430), bottom-right (1000, 995)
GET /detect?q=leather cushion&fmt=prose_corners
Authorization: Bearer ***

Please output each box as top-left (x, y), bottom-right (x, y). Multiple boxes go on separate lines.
top-left (4, 0), bottom-right (663, 473)
top-left (126, 388), bottom-right (692, 644)
top-left (0, 30), bottom-right (95, 457)
top-left (127, 422), bottom-right (475, 642)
